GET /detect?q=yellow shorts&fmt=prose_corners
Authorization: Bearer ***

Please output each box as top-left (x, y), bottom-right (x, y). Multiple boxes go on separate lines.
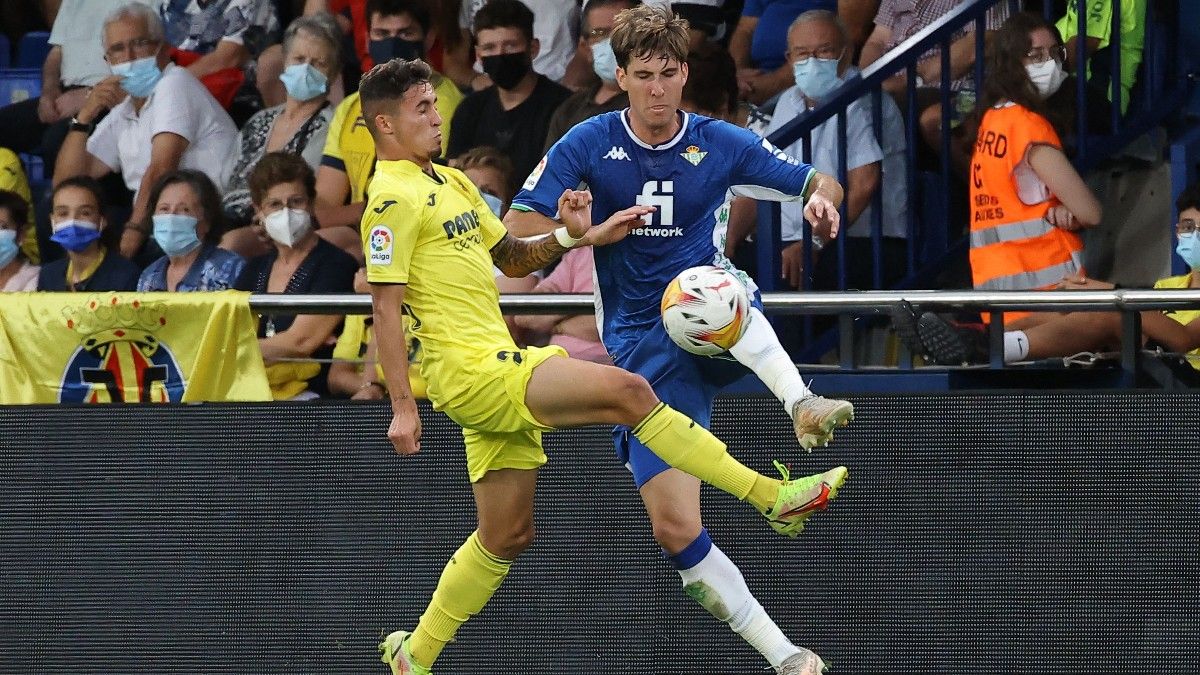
top-left (441, 344), bottom-right (567, 482)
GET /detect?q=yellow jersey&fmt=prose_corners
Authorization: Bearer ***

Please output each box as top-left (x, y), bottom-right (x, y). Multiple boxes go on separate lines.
top-left (320, 75), bottom-right (463, 205)
top-left (1154, 273), bottom-right (1200, 370)
top-left (363, 159), bottom-right (515, 406)
top-left (0, 148), bottom-right (37, 263)
top-left (331, 313), bottom-right (428, 398)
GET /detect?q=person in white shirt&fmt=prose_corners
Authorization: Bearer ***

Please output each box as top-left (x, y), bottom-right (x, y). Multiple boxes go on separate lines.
top-left (0, 0), bottom-right (151, 175)
top-left (729, 9), bottom-right (909, 291)
top-left (53, 1), bottom-right (238, 261)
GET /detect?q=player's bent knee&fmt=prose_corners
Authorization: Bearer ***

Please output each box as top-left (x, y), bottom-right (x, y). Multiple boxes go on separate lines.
top-left (650, 514), bottom-right (703, 554)
top-left (610, 371), bottom-right (659, 424)
top-left (482, 521), bottom-right (535, 560)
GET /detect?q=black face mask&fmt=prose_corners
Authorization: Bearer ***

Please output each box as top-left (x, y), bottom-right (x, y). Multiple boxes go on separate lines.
top-left (480, 52), bottom-right (531, 90)
top-left (369, 37), bottom-right (424, 64)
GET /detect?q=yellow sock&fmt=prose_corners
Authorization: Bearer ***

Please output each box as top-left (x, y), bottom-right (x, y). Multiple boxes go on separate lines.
top-left (407, 531), bottom-right (512, 668)
top-left (632, 403), bottom-right (779, 512)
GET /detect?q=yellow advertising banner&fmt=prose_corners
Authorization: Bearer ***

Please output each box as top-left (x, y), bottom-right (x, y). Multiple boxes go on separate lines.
top-left (0, 291), bottom-right (271, 403)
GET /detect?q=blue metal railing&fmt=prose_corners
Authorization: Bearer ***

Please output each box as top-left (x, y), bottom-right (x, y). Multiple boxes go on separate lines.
top-left (753, 0), bottom-right (1190, 360)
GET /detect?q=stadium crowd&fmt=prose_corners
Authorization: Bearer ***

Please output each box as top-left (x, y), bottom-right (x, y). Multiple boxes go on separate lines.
top-left (0, 0), bottom-right (1192, 399)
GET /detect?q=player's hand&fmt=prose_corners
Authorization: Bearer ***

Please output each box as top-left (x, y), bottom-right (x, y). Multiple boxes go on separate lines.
top-left (557, 189), bottom-right (593, 240)
top-left (578, 205), bottom-right (656, 248)
top-left (1046, 205), bottom-right (1081, 231)
top-left (387, 396), bottom-right (422, 455)
top-left (780, 241), bottom-right (805, 289)
top-left (803, 193), bottom-right (840, 240)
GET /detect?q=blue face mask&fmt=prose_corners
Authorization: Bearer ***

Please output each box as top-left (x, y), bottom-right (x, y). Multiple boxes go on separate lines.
top-left (591, 38), bottom-right (618, 84)
top-left (50, 219), bottom-right (102, 253)
top-left (0, 229), bottom-right (19, 268)
top-left (111, 55), bottom-right (163, 98)
top-left (152, 213), bottom-right (202, 258)
top-left (480, 191), bottom-right (505, 217)
top-left (792, 56), bottom-right (842, 101)
top-left (279, 62), bottom-right (329, 101)
top-left (1176, 232), bottom-right (1200, 270)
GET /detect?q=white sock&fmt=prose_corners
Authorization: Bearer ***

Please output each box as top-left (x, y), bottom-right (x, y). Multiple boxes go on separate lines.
top-left (1004, 330), bottom-right (1030, 363)
top-left (678, 543), bottom-right (802, 668)
top-left (728, 307), bottom-right (811, 415)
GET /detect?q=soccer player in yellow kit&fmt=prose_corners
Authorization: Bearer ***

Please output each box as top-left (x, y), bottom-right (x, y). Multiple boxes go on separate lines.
top-left (360, 58), bottom-right (846, 675)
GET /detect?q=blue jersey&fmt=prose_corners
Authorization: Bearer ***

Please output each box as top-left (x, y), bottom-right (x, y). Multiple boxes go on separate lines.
top-left (511, 110), bottom-right (816, 362)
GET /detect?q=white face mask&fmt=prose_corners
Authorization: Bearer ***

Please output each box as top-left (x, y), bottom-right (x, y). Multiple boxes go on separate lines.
top-left (1025, 58), bottom-right (1066, 99)
top-left (263, 208), bottom-right (312, 247)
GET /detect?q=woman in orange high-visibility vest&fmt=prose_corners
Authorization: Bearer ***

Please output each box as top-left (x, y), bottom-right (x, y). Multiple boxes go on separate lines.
top-left (969, 13), bottom-right (1102, 326)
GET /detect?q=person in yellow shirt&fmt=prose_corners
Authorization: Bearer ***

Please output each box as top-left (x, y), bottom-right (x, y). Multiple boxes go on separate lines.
top-left (328, 266), bottom-right (427, 399)
top-left (0, 148), bottom-right (38, 263)
top-left (314, 0), bottom-right (463, 254)
top-left (359, 57), bottom-right (848, 675)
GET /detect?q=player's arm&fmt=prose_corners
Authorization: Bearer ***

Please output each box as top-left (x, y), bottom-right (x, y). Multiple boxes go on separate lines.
top-left (371, 281), bottom-right (421, 455)
top-left (503, 207), bottom-right (559, 237)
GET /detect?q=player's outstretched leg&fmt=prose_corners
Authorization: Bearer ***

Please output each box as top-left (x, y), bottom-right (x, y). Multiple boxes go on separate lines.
top-left (728, 308), bottom-right (854, 449)
top-left (382, 469), bottom-right (535, 674)
top-left (524, 355), bottom-right (848, 534)
top-left (641, 470), bottom-right (828, 673)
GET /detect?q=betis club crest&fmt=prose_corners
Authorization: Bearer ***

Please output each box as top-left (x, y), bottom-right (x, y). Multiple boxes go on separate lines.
top-left (59, 295), bottom-right (186, 403)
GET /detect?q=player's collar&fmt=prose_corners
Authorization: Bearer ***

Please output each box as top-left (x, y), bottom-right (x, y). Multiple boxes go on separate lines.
top-left (620, 109), bottom-right (689, 151)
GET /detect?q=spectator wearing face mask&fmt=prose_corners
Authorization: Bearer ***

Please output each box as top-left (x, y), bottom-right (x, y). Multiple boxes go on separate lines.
top-left (313, 0), bottom-right (463, 250)
top-left (0, 190), bottom-right (39, 291)
top-left (137, 170), bottom-right (245, 292)
top-left (38, 177), bottom-right (142, 292)
top-left (447, 0), bottom-right (570, 194)
top-left (965, 13), bottom-right (1101, 328)
top-left (235, 152), bottom-right (357, 400)
top-left (53, 2), bottom-right (239, 262)
top-left (543, 0), bottom-right (634, 151)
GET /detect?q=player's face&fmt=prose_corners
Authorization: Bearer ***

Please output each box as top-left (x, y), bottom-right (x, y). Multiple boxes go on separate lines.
top-left (617, 52), bottom-right (688, 131)
top-left (390, 82), bottom-right (442, 161)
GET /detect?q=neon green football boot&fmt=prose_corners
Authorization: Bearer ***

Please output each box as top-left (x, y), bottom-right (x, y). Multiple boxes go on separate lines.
top-left (762, 461), bottom-right (848, 537)
top-left (379, 630), bottom-right (432, 675)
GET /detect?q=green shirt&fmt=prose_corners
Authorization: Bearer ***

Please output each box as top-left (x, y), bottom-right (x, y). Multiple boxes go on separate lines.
top-left (1056, 0), bottom-right (1146, 112)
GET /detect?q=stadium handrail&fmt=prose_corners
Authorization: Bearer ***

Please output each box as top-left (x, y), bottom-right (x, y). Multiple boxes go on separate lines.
top-left (248, 290), bottom-right (1200, 315)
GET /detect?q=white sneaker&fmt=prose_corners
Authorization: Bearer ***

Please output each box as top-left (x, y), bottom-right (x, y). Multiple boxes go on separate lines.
top-left (776, 648), bottom-right (828, 674)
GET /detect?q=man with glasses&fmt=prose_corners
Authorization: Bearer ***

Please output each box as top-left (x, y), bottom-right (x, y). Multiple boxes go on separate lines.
top-left (902, 183), bottom-right (1200, 375)
top-left (53, 2), bottom-right (237, 261)
top-left (543, 0), bottom-right (635, 151)
top-left (729, 10), bottom-right (908, 292)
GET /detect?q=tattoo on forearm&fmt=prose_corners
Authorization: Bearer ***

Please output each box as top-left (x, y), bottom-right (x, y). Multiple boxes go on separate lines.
top-left (490, 233), bottom-right (568, 278)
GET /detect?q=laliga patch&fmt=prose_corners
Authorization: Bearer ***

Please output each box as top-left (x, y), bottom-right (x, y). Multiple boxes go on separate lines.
top-left (369, 225), bottom-right (393, 265)
top-left (523, 156), bottom-right (548, 191)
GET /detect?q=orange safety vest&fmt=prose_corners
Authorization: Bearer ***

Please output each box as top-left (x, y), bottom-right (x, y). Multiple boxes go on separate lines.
top-left (969, 103), bottom-right (1083, 322)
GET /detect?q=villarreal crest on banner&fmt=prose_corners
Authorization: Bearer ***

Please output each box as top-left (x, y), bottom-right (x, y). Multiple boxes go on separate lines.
top-left (0, 291), bottom-right (271, 404)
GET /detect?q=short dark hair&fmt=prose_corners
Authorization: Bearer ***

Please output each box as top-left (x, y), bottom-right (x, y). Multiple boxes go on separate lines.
top-left (682, 42), bottom-right (737, 118)
top-left (358, 57), bottom-right (433, 135)
top-left (147, 169), bottom-right (228, 245)
top-left (248, 152), bottom-right (317, 208)
top-left (367, 0), bottom-right (430, 35)
top-left (473, 0), bottom-right (535, 44)
top-left (584, 0), bottom-right (639, 30)
top-left (610, 4), bottom-right (689, 70)
top-left (0, 189), bottom-right (30, 229)
top-left (451, 146), bottom-right (515, 198)
top-left (1178, 182), bottom-right (1200, 214)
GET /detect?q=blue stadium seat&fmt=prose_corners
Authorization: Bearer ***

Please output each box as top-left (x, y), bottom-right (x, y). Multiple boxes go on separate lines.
top-left (19, 153), bottom-right (44, 184)
top-left (0, 69), bottom-right (41, 105)
top-left (0, 34), bottom-right (11, 69)
top-left (17, 32), bottom-right (51, 69)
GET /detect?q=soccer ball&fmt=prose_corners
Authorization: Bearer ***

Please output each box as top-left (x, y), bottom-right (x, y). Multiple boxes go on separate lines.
top-left (660, 266), bottom-right (751, 356)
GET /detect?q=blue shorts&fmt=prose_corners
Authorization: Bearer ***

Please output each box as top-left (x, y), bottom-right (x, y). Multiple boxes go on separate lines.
top-left (612, 319), bottom-right (751, 488)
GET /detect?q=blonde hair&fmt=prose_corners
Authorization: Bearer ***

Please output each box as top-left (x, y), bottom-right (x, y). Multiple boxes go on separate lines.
top-left (610, 4), bottom-right (689, 70)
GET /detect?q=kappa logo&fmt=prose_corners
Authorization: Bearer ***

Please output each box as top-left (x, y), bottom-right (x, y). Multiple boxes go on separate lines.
top-left (603, 146), bottom-right (631, 161)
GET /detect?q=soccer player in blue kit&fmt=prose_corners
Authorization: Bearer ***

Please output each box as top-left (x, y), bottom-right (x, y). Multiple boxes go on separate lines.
top-left (505, 6), bottom-right (852, 674)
